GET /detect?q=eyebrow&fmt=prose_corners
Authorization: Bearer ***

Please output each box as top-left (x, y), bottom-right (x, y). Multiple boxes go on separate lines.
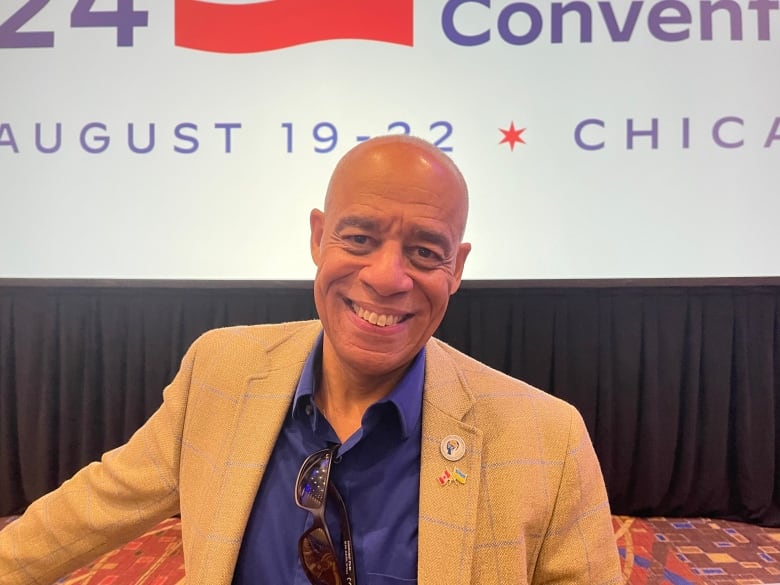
top-left (335, 216), bottom-right (379, 232)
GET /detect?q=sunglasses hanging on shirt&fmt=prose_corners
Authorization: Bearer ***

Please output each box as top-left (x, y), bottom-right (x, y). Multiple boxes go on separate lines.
top-left (295, 445), bottom-right (357, 585)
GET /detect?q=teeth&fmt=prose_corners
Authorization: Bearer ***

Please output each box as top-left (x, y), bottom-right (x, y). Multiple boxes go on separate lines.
top-left (352, 303), bottom-right (402, 327)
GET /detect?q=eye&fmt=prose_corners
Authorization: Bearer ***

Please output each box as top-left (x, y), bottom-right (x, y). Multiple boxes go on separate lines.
top-left (412, 247), bottom-right (444, 265)
top-left (341, 234), bottom-right (374, 254)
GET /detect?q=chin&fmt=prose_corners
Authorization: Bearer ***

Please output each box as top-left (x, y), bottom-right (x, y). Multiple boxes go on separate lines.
top-left (346, 348), bottom-right (413, 377)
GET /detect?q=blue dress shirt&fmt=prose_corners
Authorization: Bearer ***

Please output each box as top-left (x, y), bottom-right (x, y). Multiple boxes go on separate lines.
top-left (232, 333), bottom-right (423, 584)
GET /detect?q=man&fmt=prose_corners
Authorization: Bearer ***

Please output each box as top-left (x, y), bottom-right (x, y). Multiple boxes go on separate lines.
top-left (0, 136), bottom-right (621, 584)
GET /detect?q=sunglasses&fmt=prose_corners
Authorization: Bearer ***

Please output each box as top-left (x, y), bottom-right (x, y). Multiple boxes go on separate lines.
top-left (295, 445), bottom-right (357, 585)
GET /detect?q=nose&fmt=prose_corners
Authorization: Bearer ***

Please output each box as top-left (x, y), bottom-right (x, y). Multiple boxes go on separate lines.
top-left (359, 242), bottom-right (414, 296)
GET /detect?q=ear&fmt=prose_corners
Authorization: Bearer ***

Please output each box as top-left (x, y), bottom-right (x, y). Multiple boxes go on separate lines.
top-left (310, 209), bottom-right (325, 266)
top-left (449, 242), bottom-right (471, 295)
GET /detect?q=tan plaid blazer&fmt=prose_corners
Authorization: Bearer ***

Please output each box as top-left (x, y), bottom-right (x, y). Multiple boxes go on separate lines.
top-left (0, 320), bottom-right (621, 584)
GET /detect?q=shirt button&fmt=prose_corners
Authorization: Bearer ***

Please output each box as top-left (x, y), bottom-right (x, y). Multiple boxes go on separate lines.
top-left (305, 404), bottom-right (313, 415)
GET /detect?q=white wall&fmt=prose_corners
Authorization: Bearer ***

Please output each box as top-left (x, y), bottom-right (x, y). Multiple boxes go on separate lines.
top-left (1, 0), bottom-right (778, 279)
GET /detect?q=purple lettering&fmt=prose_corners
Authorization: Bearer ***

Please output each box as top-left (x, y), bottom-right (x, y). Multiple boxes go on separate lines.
top-left (35, 122), bottom-right (61, 153)
top-left (575, 118), bottom-right (605, 150)
top-left (748, 0), bottom-right (779, 40)
top-left (441, 0), bottom-right (490, 46)
top-left (552, 2), bottom-right (592, 43)
top-left (598, 1), bottom-right (643, 41)
top-left (498, 2), bottom-right (543, 45)
top-left (648, 1), bottom-right (692, 41)
top-left (0, 0), bottom-right (54, 49)
top-left (701, 1), bottom-right (742, 40)
top-left (627, 118), bottom-right (659, 149)
top-left (128, 123), bottom-right (155, 154)
top-left (80, 122), bottom-right (110, 153)
top-left (441, 0), bottom-right (776, 45)
top-left (763, 117), bottom-right (780, 147)
top-left (174, 123), bottom-right (199, 154)
top-left (215, 123), bottom-right (241, 153)
top-left (0, 123), bottom-right (20, 153)
top-left (70, 0), bottom-right (149, 47)
top-left (440, 0), bottom-right (776, 45)
top-left (712, 116), bottom-right (743, 148)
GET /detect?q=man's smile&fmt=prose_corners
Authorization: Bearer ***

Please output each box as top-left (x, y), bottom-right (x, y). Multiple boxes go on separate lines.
top-left (348, 300), bottom-right (411, 328)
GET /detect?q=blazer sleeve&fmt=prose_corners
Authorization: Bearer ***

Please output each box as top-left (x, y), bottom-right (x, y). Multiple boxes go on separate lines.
top-left (0, 339), bottom-right (197, 585)
top-left (533, 409), bottom-right (622, 585)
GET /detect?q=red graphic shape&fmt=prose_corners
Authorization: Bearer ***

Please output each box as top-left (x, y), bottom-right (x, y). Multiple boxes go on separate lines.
top-left (499, 122), bottom-right (526, 151)
top-left (175, 0), bottom-right (414, 53)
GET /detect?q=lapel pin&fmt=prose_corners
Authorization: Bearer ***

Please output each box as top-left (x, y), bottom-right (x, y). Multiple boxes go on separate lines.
top-left (437, 467), bottom-right (467, 486)
top-left (437, 469), bottom-right (452, 486)
top-left (440, 434), bottom-right (466, 462)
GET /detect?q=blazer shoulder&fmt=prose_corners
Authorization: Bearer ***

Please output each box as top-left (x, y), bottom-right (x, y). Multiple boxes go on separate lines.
top-left (165, 320), bottom-right (322, 410)
top-left (182, 320), bottom-right (322, 379)
top-left (191, 320), bottom-right (322, 354)
top-left (426, 336), bottom-right (579, 426)
top-left (427, 337), bottom-right (560, 398)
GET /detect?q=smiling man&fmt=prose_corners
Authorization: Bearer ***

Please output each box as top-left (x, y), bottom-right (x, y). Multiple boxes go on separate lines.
top-left (0, 136), bottom-right (621, 585)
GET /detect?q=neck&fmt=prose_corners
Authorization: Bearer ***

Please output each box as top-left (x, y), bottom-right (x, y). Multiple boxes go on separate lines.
top-left (316, 345), bottom-right (407, 442)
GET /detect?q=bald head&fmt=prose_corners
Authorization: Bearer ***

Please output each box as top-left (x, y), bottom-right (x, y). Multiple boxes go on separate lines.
top-left (324, 135), bottom-right (469, 240)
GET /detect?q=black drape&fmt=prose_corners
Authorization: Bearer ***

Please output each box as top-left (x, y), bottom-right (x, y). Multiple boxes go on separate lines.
top-left (1, 282), bottom-right (778, 526)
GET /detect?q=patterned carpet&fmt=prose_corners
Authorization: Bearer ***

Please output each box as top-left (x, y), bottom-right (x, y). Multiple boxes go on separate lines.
top-left (0, 516), bottom-right (185, 585)
top-left (2, 515), bottom-right (779, 583)
top-left (613, 516), bottom-right (780, 584)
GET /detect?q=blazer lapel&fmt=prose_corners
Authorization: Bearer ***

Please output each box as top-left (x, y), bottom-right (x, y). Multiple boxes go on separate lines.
top-left (200, 322), bottom-right (322, 582)
top-left (417, 340), bottom-right (483, 584)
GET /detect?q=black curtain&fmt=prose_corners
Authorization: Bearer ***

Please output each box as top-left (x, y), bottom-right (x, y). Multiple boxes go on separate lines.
top-left (1, 283), bottom-right (778, 526)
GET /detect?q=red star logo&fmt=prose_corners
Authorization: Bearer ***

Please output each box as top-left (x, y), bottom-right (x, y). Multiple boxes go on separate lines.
top-left (499, 122), bottom-right (526, 151)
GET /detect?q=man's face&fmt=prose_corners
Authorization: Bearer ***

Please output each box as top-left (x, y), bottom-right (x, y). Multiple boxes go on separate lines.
top-left (310, 138), bottom-right (471, 380)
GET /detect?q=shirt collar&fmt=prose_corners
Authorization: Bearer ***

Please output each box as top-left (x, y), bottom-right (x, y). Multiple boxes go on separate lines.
top-left (292, 331), bottom-right (425, 440)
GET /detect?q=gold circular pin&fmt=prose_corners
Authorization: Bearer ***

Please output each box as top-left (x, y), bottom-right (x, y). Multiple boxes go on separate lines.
top-left (440, 435), bottom-right (466, 461)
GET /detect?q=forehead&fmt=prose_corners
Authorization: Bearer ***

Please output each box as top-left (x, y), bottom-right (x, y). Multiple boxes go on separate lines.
top-left (325, 141), bottom-right (467, 231)
top-left (326, 178), bottom-right (464, 244)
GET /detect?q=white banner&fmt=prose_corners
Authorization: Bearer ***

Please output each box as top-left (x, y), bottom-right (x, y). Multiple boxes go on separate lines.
top-left (1, 0), bottom-right (778, 279)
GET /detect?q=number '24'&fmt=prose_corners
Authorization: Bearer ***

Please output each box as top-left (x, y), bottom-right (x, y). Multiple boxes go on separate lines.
top-left (0, 0), bottom-right (148, 48)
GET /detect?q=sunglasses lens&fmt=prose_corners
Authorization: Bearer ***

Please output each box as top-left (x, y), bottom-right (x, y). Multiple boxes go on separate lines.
top-left (299, 526), bottom-right (343, 585)
top-left (297, 452), bottom-right (332, 510)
